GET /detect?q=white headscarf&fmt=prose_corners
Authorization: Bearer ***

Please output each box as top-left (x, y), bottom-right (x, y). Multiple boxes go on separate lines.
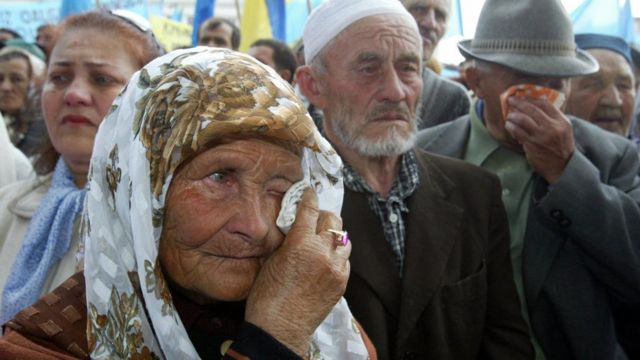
top-left (84, 47), bottom-right (368, 359)
top-left (303, 0), bottom-right (418, 63)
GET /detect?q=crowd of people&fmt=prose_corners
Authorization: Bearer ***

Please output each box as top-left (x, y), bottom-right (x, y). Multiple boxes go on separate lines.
top-left (0, 0), bottom-right (638, 358)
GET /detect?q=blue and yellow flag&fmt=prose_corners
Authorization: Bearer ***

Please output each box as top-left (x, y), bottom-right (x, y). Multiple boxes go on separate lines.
top-left (240, 0), bottom-right (325, 51)
top-left (571, 0), bottom-right (635, 43)
top-left (240, 0), bottom-right (277, 51)
top-left (192, 0), bottom-right (217, 45)
top-left (60, 0), bottom-right (92, 19)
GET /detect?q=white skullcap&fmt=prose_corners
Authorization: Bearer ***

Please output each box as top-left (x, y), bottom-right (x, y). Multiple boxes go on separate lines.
top-left (303, 0), bottom-right (418, 63)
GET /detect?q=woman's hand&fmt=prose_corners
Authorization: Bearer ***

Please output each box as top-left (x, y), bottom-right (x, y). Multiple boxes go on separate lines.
top-left (245, 188), bottom-right (351, 356)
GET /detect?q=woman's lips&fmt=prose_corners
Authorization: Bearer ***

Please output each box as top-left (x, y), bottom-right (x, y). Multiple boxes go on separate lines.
top-left (62, 114), bottom-right (93, 125)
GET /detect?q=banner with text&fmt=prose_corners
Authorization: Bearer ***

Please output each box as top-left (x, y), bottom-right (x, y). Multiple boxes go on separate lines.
top-left (150, 16), bottom-right (193, 51)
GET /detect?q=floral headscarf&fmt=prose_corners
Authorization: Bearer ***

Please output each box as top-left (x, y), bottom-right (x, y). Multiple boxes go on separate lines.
top-left (83, 47), bottom-right (368, 359)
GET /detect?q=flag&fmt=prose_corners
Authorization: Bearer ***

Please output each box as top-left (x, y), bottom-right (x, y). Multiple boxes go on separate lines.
top-left (266, 0), bottom-right (286, 41)
top-left (192, 0), bottom-right (216, 46)
top-left (241, 0), bottom-right (326, 50)
top-left (285, 0), bottom-right (325, 45)
top-left (240, 0), bottom-right (273, 51)
top-left (171, 7), bottom-right (183, 22)
top-left (571, 0), bottom-right (635, 43)
top-left (60, 0), bottom-right (92, 19)
top-left (444, 0), bottom-right (463, 38)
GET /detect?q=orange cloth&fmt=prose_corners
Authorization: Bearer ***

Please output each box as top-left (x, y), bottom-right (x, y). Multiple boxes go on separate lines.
top-left (500, 84), bottom-right (566, 119)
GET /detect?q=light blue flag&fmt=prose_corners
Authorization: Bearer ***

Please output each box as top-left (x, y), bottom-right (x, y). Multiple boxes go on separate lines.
top-left (285, 0), bottom-right (325, 44)
top-left (571, 0), bottom-right (635, 43)
top-left (266, 0), bottom-right (286, 41)
top-left (171, 7), bottom-right (183, 22)
top-left (191, 0), bottom-right (216, 46)
top-left (60, 0), bottom-right (93, 19)
top-left (444, 0), bottom-right (463, 38)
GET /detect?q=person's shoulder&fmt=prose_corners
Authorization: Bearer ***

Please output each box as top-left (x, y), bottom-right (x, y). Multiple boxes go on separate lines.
top-left (570, 116), bottom-right (638, 158)
top-left (421, 115), bottom-right (469, 134)
top-left (423, 67), bottom-right (468, 94)
top-left (0, 173), bottom-right (51, 194)
top-left (0, 173), bottom-right (52, 217)
top-left (415, 148), bottom-right (499, 187)
top-left (417, 115), bottom-right (471, 148)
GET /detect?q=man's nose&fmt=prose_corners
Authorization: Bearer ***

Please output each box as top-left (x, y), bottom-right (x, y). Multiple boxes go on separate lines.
top-left (378, 69), bottom-right (407, 103)
top-left (600, 84), bottom-right (624, 107)
top-left (0, 78), bottom-right (12, 90)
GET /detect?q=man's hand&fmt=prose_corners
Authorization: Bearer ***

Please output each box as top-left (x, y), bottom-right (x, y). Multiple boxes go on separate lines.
top-left (505, 96), bottom-right (575, 183)
top-left (245, 188), bottom-right (351, 356)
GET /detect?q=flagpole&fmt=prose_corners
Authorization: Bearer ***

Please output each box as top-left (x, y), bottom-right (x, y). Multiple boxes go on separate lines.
top-left (306, 0), bottom-right (312, 14)
top-left (235, 0), bottom-right (242, 24)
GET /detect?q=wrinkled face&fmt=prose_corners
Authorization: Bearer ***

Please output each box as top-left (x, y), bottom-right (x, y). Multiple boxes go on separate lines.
top-left (160, 138), bottom-right (303, 303)
top-left (318, 15), bottom-right (423, 157)
top-left (403, 0), bottom-right (450, 61)
top-left (566, 49), bottom-right (636, 137)
top-left (0, 57), bottom-right (30, 115)
top-left (198, 23), bottom-right (234, 49)
top-left (42, 28), bottom-right (139, 175)
top-left (469, 62), bottom-right (569, 150)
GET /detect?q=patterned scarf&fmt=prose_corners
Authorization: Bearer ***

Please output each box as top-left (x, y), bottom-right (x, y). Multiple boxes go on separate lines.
top-left (1, 158), bottom-right (86, 324)
top-left (84, 48), bottom-right (367, 359)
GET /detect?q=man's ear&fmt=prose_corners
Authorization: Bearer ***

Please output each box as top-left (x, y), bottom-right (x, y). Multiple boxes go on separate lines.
top-left (465, 65), bottom-right (484, 99)
top-left (296, 66), bottom-right (328, 109)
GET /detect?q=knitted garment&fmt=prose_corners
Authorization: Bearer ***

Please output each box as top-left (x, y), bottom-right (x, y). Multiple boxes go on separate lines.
top-left (1, 158), bottom-right (86, 324)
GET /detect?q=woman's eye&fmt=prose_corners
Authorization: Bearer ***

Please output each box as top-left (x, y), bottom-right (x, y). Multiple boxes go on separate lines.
top-left (93, 74), bottom-right (115, 86)
top-left (208, 171), bottom-right (229, 183)
top-left (48, 73), bottom-right (69, 85)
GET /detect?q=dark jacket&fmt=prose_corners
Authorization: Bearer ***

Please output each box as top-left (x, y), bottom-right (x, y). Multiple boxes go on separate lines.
top-left (417, 68), bottom-right (470, 130)
top-left (343, 148), bottom-right (534, 360)
top-left (418, 115), bottom-right (640, 359)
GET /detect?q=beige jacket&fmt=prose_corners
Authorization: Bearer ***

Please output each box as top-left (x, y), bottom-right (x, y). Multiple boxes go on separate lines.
top-left (0, 174), bottom-right (80, 311)
top-left (0, 114), bottom-right (32, 188)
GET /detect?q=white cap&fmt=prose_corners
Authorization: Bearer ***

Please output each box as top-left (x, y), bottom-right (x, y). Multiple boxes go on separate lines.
top-left (303, 0), bottom-right (418, 63)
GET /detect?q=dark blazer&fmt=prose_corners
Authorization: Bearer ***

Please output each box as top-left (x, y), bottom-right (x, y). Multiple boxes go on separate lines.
top-left (418, 115), bottom-right (640, 359)
top-left (417, 68), bottom-right (470, 130)
top-left (343, 149), bottom-right (533, 360)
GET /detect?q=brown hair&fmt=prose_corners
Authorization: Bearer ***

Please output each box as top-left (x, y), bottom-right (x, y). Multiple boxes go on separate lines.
top-left (34, 11), bottom-right (163, 175)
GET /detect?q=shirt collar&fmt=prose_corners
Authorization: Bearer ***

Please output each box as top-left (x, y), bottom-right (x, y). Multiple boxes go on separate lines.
top-left (343, 150), bottom-right (420, 201)
top-left (465, 99), bottom-right (503, 167)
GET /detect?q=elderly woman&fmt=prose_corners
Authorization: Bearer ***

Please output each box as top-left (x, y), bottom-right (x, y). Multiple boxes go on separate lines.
top-left (0, 11), bottom-right (162, 325)
top-left (0, 44), bottom-right (46, 156)
top-left (0, 48), bottom-right (376, 359)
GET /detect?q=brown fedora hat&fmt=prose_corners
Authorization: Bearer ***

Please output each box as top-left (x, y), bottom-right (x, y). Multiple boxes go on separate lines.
top-left (458, 0), bottom-right (598, 77)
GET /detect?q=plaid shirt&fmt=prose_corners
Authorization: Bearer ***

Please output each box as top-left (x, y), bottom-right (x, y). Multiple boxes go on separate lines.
top-left (342, 150), bottom-right (420, 275)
